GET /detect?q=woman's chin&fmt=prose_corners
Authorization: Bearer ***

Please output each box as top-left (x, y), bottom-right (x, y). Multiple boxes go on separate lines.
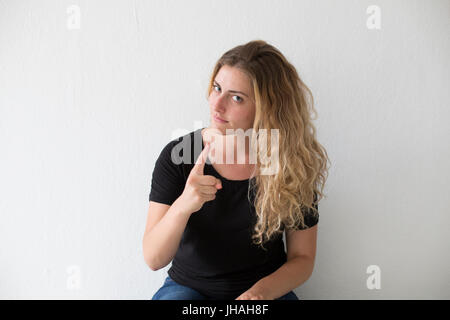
top-left (209, 124), bottom-right (226, 134)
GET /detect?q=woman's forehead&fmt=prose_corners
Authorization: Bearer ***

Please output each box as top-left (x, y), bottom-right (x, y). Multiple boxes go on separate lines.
top-left (215, 66), bottom-right (253, 97)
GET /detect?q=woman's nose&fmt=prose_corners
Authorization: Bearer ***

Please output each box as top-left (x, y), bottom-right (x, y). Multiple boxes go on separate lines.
top-left (212, 94), bottom-right (227, 112)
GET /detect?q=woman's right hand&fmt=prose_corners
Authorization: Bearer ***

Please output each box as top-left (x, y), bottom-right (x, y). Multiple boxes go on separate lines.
top-left (179, 143), bottom-right (222, 214)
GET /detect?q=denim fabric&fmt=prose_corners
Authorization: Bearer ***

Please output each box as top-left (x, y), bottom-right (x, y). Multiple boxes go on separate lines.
top-left (151, 276), bottom-right (299, 300)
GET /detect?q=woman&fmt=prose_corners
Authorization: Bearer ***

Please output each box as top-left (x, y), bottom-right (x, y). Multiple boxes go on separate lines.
top-left (143, 40), bottom-right (330, 300)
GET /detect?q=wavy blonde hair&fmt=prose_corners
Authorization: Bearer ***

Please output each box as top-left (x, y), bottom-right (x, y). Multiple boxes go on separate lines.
top-left (205, 40), bottom-right (330, 249)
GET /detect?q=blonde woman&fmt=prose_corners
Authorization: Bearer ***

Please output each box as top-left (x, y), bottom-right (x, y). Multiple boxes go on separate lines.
top-left (143, 40), bottom-right (330, 300)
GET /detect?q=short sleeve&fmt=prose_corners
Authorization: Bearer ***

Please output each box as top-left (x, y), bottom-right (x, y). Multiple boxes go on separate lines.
top-left (148, 141), bottom-right (186, 206)
top-left (293, 192), bottom-right (319, 230)
top-left (300, 205), bottom-right (319, 229)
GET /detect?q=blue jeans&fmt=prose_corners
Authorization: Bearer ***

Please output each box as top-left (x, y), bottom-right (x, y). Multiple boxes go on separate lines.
top-left (152, 275), bottom-right (299, 300)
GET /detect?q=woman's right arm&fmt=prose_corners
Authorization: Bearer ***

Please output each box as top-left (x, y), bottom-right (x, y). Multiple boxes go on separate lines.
top-left (142, 142), bottom-right (221, 271)
top-left (142, 197), bottom-right (193, 271)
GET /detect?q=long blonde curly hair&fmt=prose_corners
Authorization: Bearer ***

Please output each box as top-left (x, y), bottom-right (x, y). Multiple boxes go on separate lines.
top-left (205, 40), bottom-right (330, 249)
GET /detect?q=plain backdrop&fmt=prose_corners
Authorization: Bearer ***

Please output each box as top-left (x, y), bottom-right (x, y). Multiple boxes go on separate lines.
top-left (0, 0), bottom-right (449, 299)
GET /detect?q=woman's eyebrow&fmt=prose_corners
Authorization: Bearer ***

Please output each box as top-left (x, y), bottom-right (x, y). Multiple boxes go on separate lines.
top-left (214, 80), bottom-right (249, 98)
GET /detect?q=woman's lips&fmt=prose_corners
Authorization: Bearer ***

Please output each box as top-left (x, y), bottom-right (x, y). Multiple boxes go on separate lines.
top-left (214, 115), bottom-right (228, 123)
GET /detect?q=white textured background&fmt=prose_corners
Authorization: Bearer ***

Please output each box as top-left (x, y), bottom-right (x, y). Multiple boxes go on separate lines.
top-left (0, 0), bottom-right (449, 299)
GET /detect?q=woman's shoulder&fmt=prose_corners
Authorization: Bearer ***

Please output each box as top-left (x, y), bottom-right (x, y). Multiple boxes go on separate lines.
top-left (163, 128), bottom-right (204, 165)
top-left (153, 128), bottom-right (206, 184)
top-left (157, 128), bottom-right (199, 159)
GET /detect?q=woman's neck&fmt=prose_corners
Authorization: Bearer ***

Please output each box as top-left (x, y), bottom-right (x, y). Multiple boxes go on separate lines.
top-left (202, 127), bottom-right (254, 165)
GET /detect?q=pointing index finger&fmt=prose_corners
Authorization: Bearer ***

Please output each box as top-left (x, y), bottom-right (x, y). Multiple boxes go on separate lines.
top-left (192, 143), bottom-right (210, 175)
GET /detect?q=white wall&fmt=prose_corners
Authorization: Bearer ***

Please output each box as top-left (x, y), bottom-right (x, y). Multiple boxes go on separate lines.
top-left (0, 0), bottom-right (449, 299)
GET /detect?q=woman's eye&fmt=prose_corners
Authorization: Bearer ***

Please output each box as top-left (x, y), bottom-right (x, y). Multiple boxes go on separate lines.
top-left (213, 84), bottom-right (243, 103)
top-left (233, 96), bottom-right (243, 103)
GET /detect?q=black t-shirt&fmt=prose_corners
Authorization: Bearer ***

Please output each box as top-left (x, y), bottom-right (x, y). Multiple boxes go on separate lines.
top-left (148, 127), bottom-right (319, 299)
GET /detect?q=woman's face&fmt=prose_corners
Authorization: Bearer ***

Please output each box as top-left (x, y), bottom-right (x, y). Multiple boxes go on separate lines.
top-left (208, 65), bottom-right (256, 134)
